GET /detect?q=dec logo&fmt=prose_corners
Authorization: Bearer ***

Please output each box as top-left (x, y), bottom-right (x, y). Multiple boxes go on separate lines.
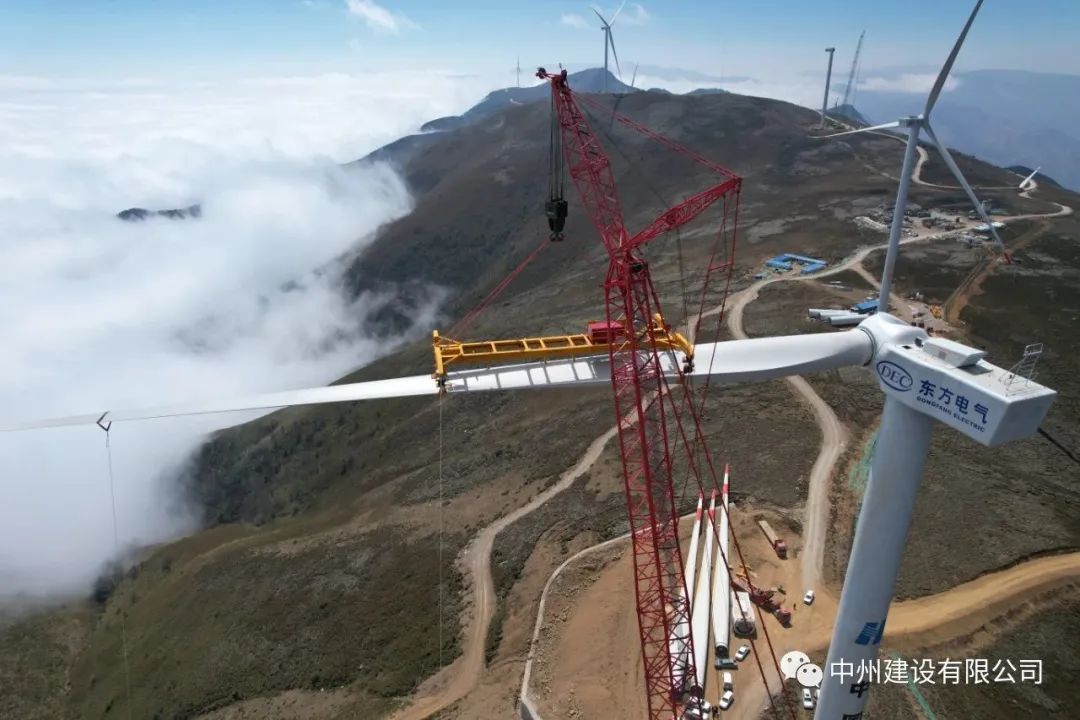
top-left (876, 361), bottom-right (913, 392)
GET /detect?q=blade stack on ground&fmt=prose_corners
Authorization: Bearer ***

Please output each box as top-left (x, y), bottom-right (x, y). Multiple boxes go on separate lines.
top-left (690, 491), bottom-right (716, 694)
top-left (710, 467), bottom-right (732, 666)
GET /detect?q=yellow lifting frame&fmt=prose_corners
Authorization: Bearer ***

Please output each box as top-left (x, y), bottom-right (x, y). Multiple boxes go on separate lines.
top-left (432, 313), bottom-right (693, 383)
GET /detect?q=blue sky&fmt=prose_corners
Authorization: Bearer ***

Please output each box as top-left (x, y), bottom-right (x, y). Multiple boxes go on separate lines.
top-left (1, 0), bottom-right (1077, 82)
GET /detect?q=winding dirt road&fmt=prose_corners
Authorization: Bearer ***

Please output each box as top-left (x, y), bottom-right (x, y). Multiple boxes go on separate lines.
top-left (388, 424), bottom-right (620, 720)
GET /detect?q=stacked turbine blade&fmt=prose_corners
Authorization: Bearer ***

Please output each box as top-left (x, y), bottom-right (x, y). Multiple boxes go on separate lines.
top-left (710, 467), bottom-right (732, 664)
top-left (671, 494), bottom-right (704, 693)
top-left (690, 491), bottom-right (717, 693)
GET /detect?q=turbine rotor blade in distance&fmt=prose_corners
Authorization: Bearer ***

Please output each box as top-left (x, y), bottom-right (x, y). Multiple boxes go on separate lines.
top-left (925, 0), bottom-right (984, 117)
top-left (609, 30), bottom-right (622, 78)
top-left (923, 122), bottom-right (1005, 249)
top-left (610, 0), bottom-right (627, 24)
top-left (819, 120), bottom-right (902, 138)
top-left (592, 7), bottom-right (609, 26)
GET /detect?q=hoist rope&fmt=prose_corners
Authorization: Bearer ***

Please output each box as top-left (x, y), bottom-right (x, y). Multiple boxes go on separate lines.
top-left (438, 395), bottom-right (445, 681)
top-left (581, 100), bottom-right (692, 328)
top-left (100, 423), bottom-right (134, 720)
top-left (448, 235), bottom-right (550, 340)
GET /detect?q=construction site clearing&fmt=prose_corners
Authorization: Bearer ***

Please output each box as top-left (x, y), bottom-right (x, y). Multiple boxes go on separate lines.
top-left (525, 495), bottom-right (1080, 720)
top-left (852, 200), bottom-right (1001, 243)
top-left (528, 500), bottom-right (828, 720)
top-left (757, 201), bottom-right (1002, 288)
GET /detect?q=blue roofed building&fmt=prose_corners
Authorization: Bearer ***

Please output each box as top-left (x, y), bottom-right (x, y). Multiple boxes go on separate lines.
top-left (764, 253), bottom-right (827, 274)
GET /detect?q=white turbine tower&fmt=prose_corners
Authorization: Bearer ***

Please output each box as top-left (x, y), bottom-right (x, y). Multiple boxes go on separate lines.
top-left (593, 1), bottom-right (625, 93)
top-left (820, 47), bottom-right (835, 129)
top-left (0, 5), bottom-right (1058, 720)
top-left (822, 0), bottom-right (1005, 313)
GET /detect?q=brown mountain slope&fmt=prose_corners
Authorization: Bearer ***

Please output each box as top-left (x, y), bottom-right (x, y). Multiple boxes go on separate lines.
top-left (3, 88), bottom-right (1074, 719)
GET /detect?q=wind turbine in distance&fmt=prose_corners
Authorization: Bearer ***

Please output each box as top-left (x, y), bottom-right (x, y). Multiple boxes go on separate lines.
top-left (821, 0), bottom-right (1005, 313)
top-left (593, 1), bottom-right (626, 93)
top-left (1019, 166), bottom-right (1040, 190)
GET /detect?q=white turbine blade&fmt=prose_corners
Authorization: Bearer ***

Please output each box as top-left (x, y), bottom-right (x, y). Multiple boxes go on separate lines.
top-left (610, 0), bottom-right (627, 24)
top-left (923, 122), bottom-right (1005, 249)
top-left (1019, 166), bottom-right (1040, 189)
top-left (608, 30), bottom-right (623, 78)
top-left (689, 329), bottom-right (872, 384)
top-left (820, 120), bottom-right (902, 138)
top-left (447, 330), bottom-right (874, 392)
top-left (631, 62), bottom-right (639, 89)
top-left (2, 330), bottom-right (874, 433)
top-left (925, 0), bottom-right (984, 116)
top-left (592, 7), bottom-right (609, 26)
top-left (0, 375), bottom-right (440, 432)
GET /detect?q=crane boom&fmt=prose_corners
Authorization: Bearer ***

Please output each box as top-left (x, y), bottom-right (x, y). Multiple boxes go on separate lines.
top-left (841, 30), bottom-right (866, 108)
top-left (536, 67), bottom-right (741, 720)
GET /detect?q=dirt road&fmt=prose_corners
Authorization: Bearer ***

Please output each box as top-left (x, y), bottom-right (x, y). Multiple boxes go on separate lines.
top-left (388, 424), bottom-right (620, 720)
top-left (785, 552), bottom-right (1080, 655)
top-left (721, 273), bottom-right (848, 588)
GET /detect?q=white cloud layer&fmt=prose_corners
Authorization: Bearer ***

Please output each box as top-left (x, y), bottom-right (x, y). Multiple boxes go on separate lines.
top-left (620, 3), bottom-right (651, 26)
top-left (859, 73), bottom-right (961, 95)
top-left (345, 0), bottom-right (417, 33)
top-left (0, 71), bottom-right (476, 601)
top-left (561, 13), bottom-right (588, 30)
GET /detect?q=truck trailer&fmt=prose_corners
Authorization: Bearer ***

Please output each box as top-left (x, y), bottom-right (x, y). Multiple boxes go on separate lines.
top-left (757, 519), bottom-right (787, 558)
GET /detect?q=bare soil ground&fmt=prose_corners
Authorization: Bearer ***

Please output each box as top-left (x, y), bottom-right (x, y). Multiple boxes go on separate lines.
top-left (536, 506), bottom-right (1080, 720)
top-left (531, 502), bottom-right (816, 720)
top-left (914, 597), bottom-right (1080, 719)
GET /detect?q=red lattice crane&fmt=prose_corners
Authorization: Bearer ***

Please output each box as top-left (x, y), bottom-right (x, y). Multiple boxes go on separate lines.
top-left (536, 67), bottom-right (741, 720)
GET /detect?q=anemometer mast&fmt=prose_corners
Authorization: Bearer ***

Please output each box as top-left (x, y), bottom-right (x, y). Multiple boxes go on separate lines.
top-left (536, 66), bottom-right (741, 719)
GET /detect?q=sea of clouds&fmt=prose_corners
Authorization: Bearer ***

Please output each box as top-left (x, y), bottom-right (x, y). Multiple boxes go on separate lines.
top-left (0, 70), bottom-right (481, 601)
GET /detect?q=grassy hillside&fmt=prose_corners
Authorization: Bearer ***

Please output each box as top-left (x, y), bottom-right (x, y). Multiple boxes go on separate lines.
top-left (5, 85), bottom-right (1079, 719)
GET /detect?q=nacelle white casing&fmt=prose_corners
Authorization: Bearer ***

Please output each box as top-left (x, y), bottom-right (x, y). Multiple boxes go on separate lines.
top-left (870, 331), bottom-right (1055, 447)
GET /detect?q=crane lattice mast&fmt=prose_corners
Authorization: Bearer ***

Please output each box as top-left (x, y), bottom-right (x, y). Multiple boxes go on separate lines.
top-left (536, 67), bottom-right (741, 720)
top-left (841, 30), bottom-right (866, 108)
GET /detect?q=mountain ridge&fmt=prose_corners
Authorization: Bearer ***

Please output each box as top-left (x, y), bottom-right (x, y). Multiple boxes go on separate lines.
top-left (4, 77), bottom-right (1079, 720)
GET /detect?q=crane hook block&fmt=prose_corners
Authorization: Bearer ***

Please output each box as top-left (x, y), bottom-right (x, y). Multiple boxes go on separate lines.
top-left (546, 198), bottom-right (568, 241)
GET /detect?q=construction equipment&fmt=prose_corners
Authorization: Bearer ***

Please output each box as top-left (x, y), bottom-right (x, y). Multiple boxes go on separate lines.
top-left (841, 30), bottom-right (866, 109)
top-left (533, 66), bottom-right (742, 719)
top-left (757, 519), bottom-right (787, 558)
top-left (432, 313), bottom-right (693, 382)
top-left (732, 590), bottom-right (757, 637)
